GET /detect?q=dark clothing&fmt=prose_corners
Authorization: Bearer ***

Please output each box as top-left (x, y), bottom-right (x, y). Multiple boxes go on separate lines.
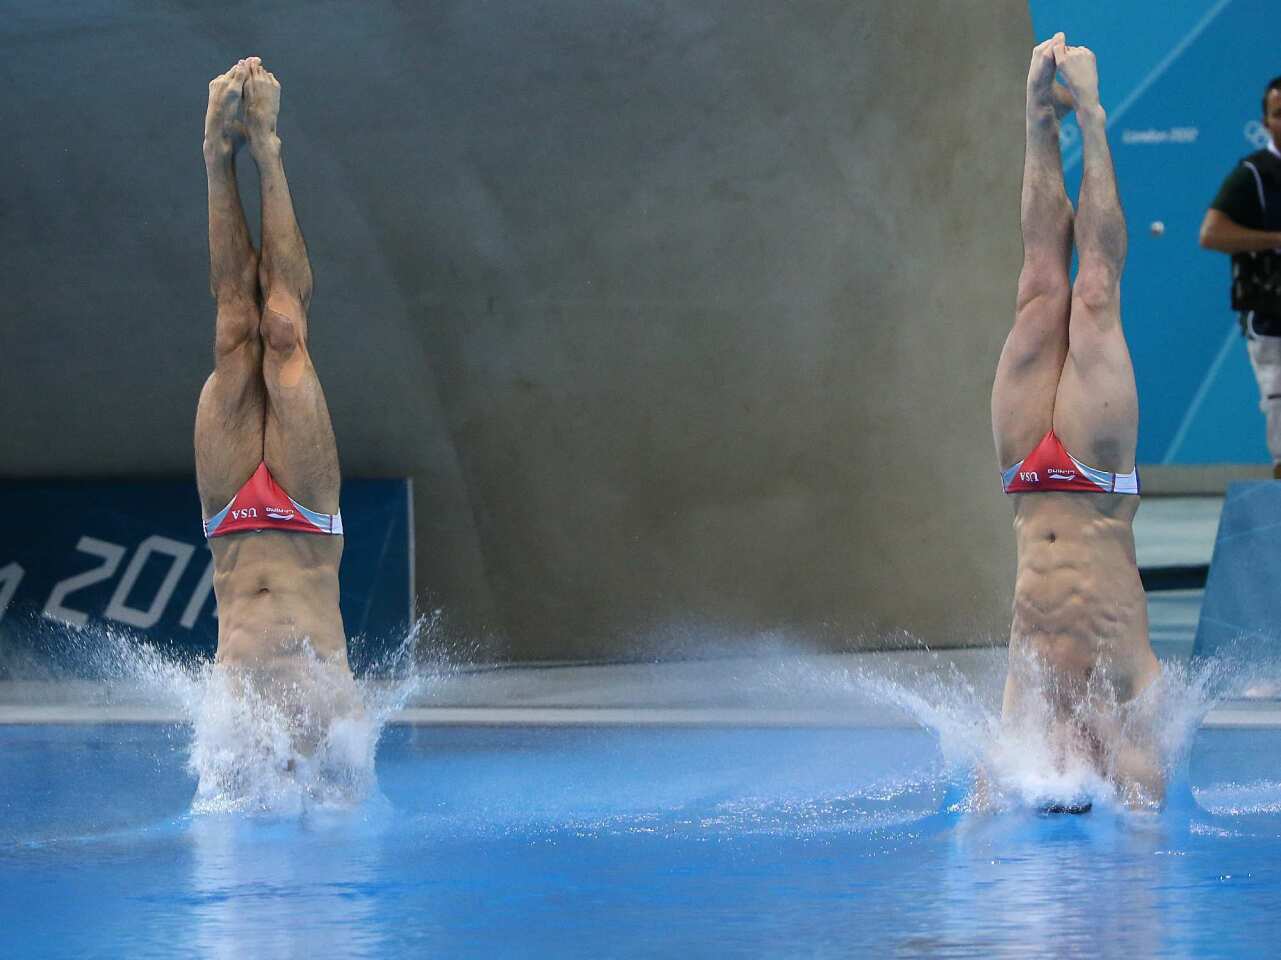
top-left (1211, 148), bottom-right (1281, 330)
top-left (1239, 309), bottom-right (1281, 337)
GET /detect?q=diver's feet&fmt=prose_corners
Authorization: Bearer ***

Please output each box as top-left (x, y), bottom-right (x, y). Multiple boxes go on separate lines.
top-left (1053, 38), bottom-right (1102, 114)
top-left (1051, 82), bottom-right (1075, 121)
top-left (204, 61), bottom-right (247, 160)
top-left (1025, 33), bottom-right (1063, 112)
top-left (244, 57), bottom-right (282, 158)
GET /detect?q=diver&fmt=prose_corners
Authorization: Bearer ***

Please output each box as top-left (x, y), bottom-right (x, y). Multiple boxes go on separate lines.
top-left (196, 58), bottom-right (357, 739)
top-left (988, 34), bottom-right (1161, 810)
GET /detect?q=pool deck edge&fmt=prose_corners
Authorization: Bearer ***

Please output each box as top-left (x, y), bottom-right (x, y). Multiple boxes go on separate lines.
top-left (3, 703), bottom-right (1279, 728)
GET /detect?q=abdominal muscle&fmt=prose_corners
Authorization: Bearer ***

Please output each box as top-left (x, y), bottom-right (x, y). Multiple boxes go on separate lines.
top-left (1007, 492), bottom-right (1157, 703)
top-left (209, 531), bottom-right (349, 668)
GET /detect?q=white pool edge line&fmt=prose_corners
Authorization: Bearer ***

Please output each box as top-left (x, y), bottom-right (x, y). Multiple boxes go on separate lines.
top-left (3, 705), bottom-right (1281, 728)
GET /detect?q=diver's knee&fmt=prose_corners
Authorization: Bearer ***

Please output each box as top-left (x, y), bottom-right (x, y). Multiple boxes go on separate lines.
top-left (214, 302), bottom-right (261, 359)
top-left (261, 305), bottom-right (302, 356)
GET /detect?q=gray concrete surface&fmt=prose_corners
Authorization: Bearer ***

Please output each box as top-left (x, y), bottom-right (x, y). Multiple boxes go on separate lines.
top-left (0, 497), bottom-right (1225, 723)
top-left (3, 646), bottom-right (1276, 728)
top-left (1132, 496), bottom-right (1222, 568)
top-left (0, 2), bottom-right (1033, 658)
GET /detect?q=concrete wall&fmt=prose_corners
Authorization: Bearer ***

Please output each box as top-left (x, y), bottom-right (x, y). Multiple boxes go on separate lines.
top-left (0, 2), bottom-right (1031, 658)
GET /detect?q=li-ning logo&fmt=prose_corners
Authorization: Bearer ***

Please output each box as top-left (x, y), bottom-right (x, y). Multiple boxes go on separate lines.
top-left (265, 506), bottom-right (296, 521)
top-left (1048, 468), bottom-right (1076, 482)
top-left (1019, 471), bottom-right (1039, 483)
top-left (231, 507), bottom-right (258, 521)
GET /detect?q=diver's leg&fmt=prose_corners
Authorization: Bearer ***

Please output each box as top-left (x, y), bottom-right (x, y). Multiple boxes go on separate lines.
top-left (243, 58), bottom-right (341, 514)
top-left (1050, 41), bottom-right (1138, 473)
top-left (991, 33), bottom-right (1074, 470)
top-left (194, 60), bottom-right (266, 516)
top-left (989, 37), bottom-right (1078, 785)
top-left (1047, 42), bottom-right (1165, 807)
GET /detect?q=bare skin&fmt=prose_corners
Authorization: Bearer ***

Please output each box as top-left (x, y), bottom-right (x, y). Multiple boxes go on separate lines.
top-left (196, 59), bottom-right (349, 682)
top-left (989, 35), bottom-right (1162, 808)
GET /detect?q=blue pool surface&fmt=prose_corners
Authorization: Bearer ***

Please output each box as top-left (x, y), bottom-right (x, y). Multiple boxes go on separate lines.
top-left (4, 723), bottom-right (1281, 958)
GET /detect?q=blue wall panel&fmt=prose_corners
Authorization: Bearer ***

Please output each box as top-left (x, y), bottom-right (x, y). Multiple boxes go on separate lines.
top-left (1029, 0), bottom-right (1272, 463)
top-left (1193, 481), bottom-right (1281, 658)
top-left (0, 479), bottom-right (412, 661)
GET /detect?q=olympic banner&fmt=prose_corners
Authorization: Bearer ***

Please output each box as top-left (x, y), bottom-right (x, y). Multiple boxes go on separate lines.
top-left (0, 478), bottom-right (413, 659)
top-left (1029, 0), bottom-right (1277, 464)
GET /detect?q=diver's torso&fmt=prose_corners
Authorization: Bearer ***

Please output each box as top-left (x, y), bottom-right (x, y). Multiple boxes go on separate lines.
top-left (209, 530), bottom-right (348, 666)
top-left (1008, 492), bottom-right (1154, 693)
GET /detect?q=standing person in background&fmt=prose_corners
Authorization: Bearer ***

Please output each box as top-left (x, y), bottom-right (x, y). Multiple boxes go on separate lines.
top-left (1200, 76), bottom-right (1281, 477)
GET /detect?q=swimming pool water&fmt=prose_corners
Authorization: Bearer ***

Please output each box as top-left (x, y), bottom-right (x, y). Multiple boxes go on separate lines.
top-left (4, 723), bottom-right (1281, 958)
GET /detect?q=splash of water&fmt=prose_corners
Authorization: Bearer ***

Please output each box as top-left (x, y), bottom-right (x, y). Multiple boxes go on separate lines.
top-left (189, 615), bottom-right (460, 816)
top-left (756, 644), bottom-right (1254, 814)
top-left (187, 656), bottom-right (372, 816)
top-left (10, 612), bottom-right (454, 817)
top-left (8, 610), bottom-right (1280, 822)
